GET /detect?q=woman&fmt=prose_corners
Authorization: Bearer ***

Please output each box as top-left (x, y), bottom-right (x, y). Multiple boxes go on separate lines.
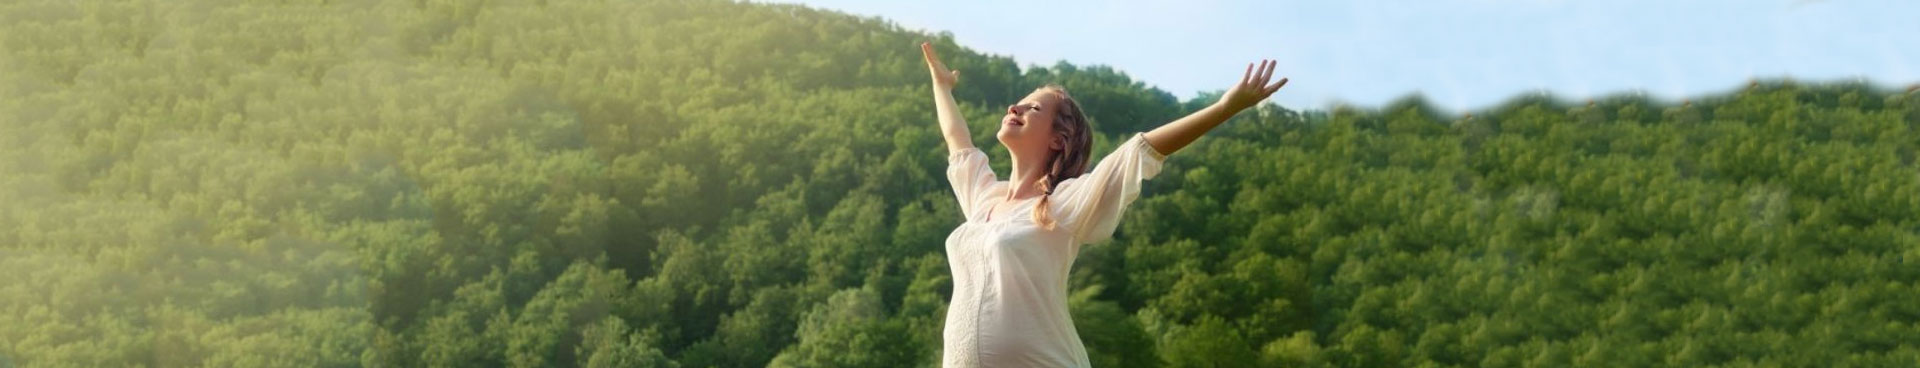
top-left (922, 42), bottom-right (1288, 367)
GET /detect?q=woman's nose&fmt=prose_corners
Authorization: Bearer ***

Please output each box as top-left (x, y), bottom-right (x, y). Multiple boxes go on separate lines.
top-left (1006, 104), bottom-right (1019, 114)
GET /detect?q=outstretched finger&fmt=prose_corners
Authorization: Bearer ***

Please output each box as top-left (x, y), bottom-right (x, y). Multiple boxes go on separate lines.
top-left (921, 42), bottom-right (942, 66)
top-left (1259, 60), bottom-right (1276, 85)
top-left (1250, 60), bottom-right (1269, 86)
top-left (1240, 62), bottom-right (1255, 86)
top-left (1263, 77), bottom-right (1289, 95)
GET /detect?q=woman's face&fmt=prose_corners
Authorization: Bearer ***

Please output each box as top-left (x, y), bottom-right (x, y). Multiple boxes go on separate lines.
top-left (996, 89), bottom-right (1063, 159)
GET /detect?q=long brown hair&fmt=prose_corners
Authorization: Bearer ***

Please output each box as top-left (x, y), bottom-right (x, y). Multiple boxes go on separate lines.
top-left (1032, 84), bottom-right (1092, 230)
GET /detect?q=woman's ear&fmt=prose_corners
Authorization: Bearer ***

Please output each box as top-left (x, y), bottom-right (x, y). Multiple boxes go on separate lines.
top-left (1050, 136), bottom-right (1064, 151)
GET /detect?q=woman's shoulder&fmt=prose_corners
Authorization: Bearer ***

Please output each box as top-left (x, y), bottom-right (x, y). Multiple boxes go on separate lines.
top-left (1050, 175), bottom-right (1092, 194)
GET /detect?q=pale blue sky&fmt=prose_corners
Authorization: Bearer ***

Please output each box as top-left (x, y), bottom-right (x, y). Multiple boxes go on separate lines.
top-left (772, 0), bottom-right (1916, 112)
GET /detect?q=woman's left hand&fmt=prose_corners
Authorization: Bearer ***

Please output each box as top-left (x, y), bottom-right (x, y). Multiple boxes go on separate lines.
top-left (1219, 59), bottom-right (1288, 112)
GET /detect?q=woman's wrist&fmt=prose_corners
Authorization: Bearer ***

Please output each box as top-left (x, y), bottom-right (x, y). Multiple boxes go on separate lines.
top-left (1210, 99), bottom-right (1245, 116)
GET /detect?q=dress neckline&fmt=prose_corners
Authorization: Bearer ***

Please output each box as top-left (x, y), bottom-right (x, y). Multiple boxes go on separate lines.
top-left (983, 183), bottom-right (1046, 222)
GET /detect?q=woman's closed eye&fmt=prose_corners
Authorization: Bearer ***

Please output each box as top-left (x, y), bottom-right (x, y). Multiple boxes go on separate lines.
top-left (1009, 103), bottom-right (1043, 116)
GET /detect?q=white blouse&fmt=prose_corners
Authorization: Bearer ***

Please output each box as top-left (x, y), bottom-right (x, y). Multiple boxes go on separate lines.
top-left (941, 133), bottom-right (1167, 367)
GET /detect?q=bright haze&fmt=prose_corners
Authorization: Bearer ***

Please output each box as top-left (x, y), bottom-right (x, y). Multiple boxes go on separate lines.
top-left (772, 0), bottom-right (1917, 111)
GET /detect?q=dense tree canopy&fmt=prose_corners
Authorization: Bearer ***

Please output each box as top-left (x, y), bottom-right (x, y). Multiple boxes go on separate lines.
top-left (3, 0), bottom-right (1917, 366)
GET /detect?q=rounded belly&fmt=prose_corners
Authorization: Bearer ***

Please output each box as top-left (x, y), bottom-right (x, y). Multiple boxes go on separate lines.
top-left (945, 293), bottom-right (1085, 366)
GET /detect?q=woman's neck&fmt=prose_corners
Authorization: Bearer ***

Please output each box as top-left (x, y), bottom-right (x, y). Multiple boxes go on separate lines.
top-left (1006, 150), bottom-right (1052, 200)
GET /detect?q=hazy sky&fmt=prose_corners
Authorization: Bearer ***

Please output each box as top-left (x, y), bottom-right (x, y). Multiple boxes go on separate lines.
top-left (771, 0), bottom-right (1917, 112)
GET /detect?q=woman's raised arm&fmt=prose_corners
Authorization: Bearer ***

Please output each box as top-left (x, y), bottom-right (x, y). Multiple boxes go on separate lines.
top-left (1143, 59), bottom-right (1289, 156)
top-left (922, 42), bottom-right (975, 153)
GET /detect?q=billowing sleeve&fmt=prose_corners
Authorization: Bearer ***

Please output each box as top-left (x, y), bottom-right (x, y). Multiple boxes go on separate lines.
top-left (947, 147), bottom-right (999, 220)
top-left (1052, 133), bottom-right (1168, 245)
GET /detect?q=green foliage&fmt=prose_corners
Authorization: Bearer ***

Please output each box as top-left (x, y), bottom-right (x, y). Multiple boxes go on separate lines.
top-left (768, 287), bottom-right (922, 368)
top-left (4, 0), bottom-right (1919, 367)
top-left (1072, 286), bottom-right (1159, 368)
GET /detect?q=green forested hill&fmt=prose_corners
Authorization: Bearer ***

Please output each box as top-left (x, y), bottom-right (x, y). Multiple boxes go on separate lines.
top-left (2, 0), bottom-right (1917, 366)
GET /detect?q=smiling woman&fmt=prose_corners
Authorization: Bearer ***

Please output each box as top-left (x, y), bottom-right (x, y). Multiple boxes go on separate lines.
top-left (922, 41), bottom-right (1286, 367)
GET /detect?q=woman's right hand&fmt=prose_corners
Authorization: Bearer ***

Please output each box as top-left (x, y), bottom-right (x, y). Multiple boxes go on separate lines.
top-left (921, 42), bottom-right (958, 91)
top-left (922, 42), bottom-right (973, 152)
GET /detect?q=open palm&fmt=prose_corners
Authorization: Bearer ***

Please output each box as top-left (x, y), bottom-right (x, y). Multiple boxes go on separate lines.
top-left (1221, 59), bottom-right (1288, 112)
top-left (921, 42), bottom-right (959, 90)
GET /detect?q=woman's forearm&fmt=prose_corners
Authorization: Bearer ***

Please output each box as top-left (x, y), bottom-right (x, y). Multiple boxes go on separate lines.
top-left (1143, 59), bottom-right (1288, 156)
top-left (1142, 101), bottom-right (1238, 156)
top-left (933, 87), bottom-right (975, 152)
top-left (920, 42), bottom-right (974, 152)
